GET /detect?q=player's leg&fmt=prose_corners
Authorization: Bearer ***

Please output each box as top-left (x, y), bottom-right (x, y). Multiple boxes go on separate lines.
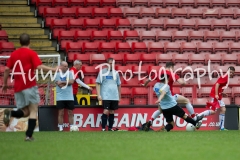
top-left (108, 101), bottom-right (118, 131)
top-left (176, 94), bottom-right (197, 120)
top-left (144, 105), bottom-right (162, 131)
top-left (161, 108), bottom-right (174, 132)
top-left (57, 101), bottom-right (65, 131)
top-left (67, 101), bottom-right (75, 128)
top-left (218, 100), bottom-right (227, 131)
top-left (101, 100), bottom-right (110, 131)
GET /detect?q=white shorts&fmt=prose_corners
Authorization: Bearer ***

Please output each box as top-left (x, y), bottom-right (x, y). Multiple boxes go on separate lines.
top-left (173, 94), bottom-right (179, 101)
top-left (210, 98), bottom-right (225, 107)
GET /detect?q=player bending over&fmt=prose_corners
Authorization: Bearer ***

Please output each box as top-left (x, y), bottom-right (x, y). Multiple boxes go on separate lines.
top-left (143, 62), bottom-right (198, 130)
top-left (148, 74), bottom-right (203, 132)
top-left (197, 66), bottom-right (235, 131)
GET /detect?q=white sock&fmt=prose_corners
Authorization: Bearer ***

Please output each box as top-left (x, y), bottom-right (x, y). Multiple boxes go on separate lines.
top-left (186, 103), bottom-right (195, 117)
top-left (58, 124), bottom-right (63, 131)
top-left (198, 110), bottom-right (211, 117)
top-left (151, 110), bottom-right (161, 120)
top-left (70, 125), bottom-right (73, 128)
top-left (219, 114), bottom-right (225, 129)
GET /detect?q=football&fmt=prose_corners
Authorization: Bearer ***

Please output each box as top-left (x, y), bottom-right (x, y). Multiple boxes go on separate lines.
top-left (186, 123), bottom-right (196, 131)
top-left (70, 125), bottom-right (79, 132)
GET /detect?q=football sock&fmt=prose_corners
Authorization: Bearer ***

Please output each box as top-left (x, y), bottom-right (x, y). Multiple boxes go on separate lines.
top-left (219, 114), bottom-right (225, 129)
top-left (151, 110), bottom-right (161, 120)
top-left (101, 114), bottom-right (108, 129)
top-left (58, 124), bottom-right (63, 131)
top-left (198, 110), bottom-right (211, 117)
top-left (26, 119), bottom-right (36, 138)
top-left (165, 124), bottom-right (173, 132)
top-left (11, 109), bottom-right (24, 118)
top-left (186, 103), bottom-right (196, 120)
top-left (70, 125), bottom-right (73, 128)
top-left (108, 114), bottom-right (114, 130)
top-left (184, 117), bottom-right (196, 126)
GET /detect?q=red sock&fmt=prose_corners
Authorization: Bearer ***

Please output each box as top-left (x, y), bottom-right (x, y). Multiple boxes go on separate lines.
top-left (150, 118), bottom-right (154, 121)
top-left (191, 114), bottom-right (195, 118)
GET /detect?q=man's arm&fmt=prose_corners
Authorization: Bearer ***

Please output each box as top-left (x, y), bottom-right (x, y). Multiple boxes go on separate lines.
top-left (156, 90), bottom-right (166, 104)
top-left (3, 67), bottom-right (10, 85)
top-left (96, 83), bottom-right (102, 101)
top-left (215, 83), bottom-right (220, 99)
top-left (37, 64), bottom-right (58, 72)
top-left (143, 78), bottom-right (151, 87)
top-left (76, 78), bottom-right (91, 90)
top-left (118, 85), bottom-right (121, 100)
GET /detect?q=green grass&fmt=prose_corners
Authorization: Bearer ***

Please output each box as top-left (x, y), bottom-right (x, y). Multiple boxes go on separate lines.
top-left (0, 131), bottom-right (240, 160)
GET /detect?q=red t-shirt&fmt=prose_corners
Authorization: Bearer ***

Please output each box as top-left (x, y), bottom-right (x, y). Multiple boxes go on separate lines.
top-left (210, 75), bottom-right (229, 100)
top-left (151, 70), bottom-right (180, 95)
top-left (70, 67), bottom-right (79, 94)
top-left (7, 48), bottom-right (42, 92)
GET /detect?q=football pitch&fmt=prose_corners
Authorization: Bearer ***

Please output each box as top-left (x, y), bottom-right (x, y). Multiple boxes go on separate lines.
top-left (0, 131), bottom-right (239, 160)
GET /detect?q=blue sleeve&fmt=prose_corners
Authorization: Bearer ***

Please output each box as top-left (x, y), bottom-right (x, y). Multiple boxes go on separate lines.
top-left (160, 84), bottom-right (170, 93)
top-left (96, 71), bottom-right (102, 84)
top-left (69, 71), bottom-right (74, 80)
top-left (55, 73), bottom-right (60, 82)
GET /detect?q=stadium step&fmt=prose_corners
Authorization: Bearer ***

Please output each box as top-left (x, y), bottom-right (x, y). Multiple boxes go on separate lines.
top-left (8, 34), bottom-right (48, 39)
top-left (1, 23), bottom-right (41, 28)
top-left (27, 47), bottom-right (56, 51)
top-left (0, 0), bottom-right (28, 5)
top-left (0, 17), bottom-right (37, 23)
top-left (4, 28), bottom-right (45, 35)
top-left (0, 12), bottom-right (34, 16)
top-left (11, 39), bottom-right (53, 48)
top-left (0, 6), bottom-right (30, 12)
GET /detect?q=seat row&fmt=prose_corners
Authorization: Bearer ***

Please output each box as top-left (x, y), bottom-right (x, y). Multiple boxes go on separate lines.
top-left (56, 30), bottom-right (240, 44)
top-left (67, 53), bottom-right (240, 66)
top-left (62, 41), bottom-right (240, 54)
top-left (32, 0), bottom-right (240, 9)
top-left (39, 7), bottom-right (240, 19)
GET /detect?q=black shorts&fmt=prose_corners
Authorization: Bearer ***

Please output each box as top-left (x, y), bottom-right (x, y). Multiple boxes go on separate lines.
top-left (102, 100), bottom-right (119, 110)
top-left (162, 105), bottom-right (186, 123)
top-left (57, 101), bottom-right (75, 110)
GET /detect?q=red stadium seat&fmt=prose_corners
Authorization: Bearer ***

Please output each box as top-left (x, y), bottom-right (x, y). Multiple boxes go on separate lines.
top-left (164, 0), bottom-right (180, 7)
top-left (99, 19), bottom-right (116, 30)
top-left (196, 42), bottom-right (213, 53)
top-left (81, 66), bottom-right (99, 76)
top-left (66, 41), bottom-right (82, 53)
top-left (156, 53), bottom-right (174, 64)
top-left (90, 54), bottom-right (106, 65)
top-left (58, 30), bottom-right (75, 42)
top-left (140, 31), bottom-right (156, 42)
top-left (132, 0), bottom-right (148, 7)
top-left (139, 8), bottom-right (155, 18)
top-left (0, 30), bottom-right (8, 42)
top-left (172, 31), bottom-right (188, 42)
top-left (180, 42), bottom-right (197, 53)
top-left (179, 19), bottom-right (195, 31)
top-left (222, 53), bottom-right (238, 65)
top-left (36, 0), bottom-right (52, 7)
top-left (212, 42), bottom-right (229, 54)
top-left (180, 0), bottom-right (195, 7)
top-left (43, 7), bottom-right (60, 18)
top-left (52, 0), bottom-right (68, 7)
top-left (205, 53), bottom-right (222, 65)
top-left (195, 19), bottom-right (211, 30)
top-left (75, 30), bottom-right (92, 41)
top-left (60, 7), bottom-right (76, 18)
top-left (173, 53), bottom-right (190, 64)
top-left (195, 0), bottom-right (211, 7)
top-left (123, 54), bottom-right (140, 66)
top-left (211, 19), bottom-right (228, 31)
top-left (139, 53), bottom-right (157, 66)
top-left (203, 8), bottom-right (219, 19)
top-left (156, 31), bottom-right (172, 41)
top-left (123, 8), bottom-right (139, 18)
top-left (132, 19), bottom-right (148, 31)
top-left (148, 0), bottom-right (164, 7)
top-left (116, 0), bottom-right (132, 7)
top-left (164, 42), bottom-right (181, 53)
top-left (116, 42), bottom-right (131, 53)
top-left (92, 31), bottom-right (108, 42)
top-left (164, 19), bottom-right (180, 30)
top-left (187, 8), bottom-right (203, 19)
top-left (108, 8), bottom-right (123, 19)
top-left (188, 31), bottom-right (204, 42)
top-left (226, 0), bottom-right (240, 8)
top-left (100, 0), bottom-right (116, 7)
top-left (123, 30), bottom-right (140, 41)
top-left (67, 18), bottom-right (84, 30)
top-left (76, 8), bottom-right (93, 18)
top-left (51, 19), bottom-right (68, 38)
top-left (233, 8), bottom-right (240, 19)
top-left (226, 19), bottom-right (240, 31)
top-left (219, 31), bottom-right (236, 42)
top-left (92, 8), bottom-right (108, 18)
top-left (132, 87), bottom-right (148, 105)
top-left (116, 19), bottom-right (131, 30)
top-left (229, 42), bottom-right (240, 53)
top-left (82, 42), bottom-right (99, 53)
top-left (204, 31), bottom-right (220, 42)
top-left (68, 0), bottom-right (84, 7)
top-left (67, 53), bottom-right (90, 64)
top-left (119, 87), bottom-right (132, 105)
top-left (0, 42), bottom-right (15, 53)
top-left (192, 98), bottom-right (209, 105)
top-left (83, 19), bottom-right (100, 30)
top-left (211, 0), bottom-right (226, 8)
top-left (148, 42), bottom-right (164, 53)
top-left (116, 65), bottom-right (133, 75)
top-left (155, 8), bottom-right (171, 18)
top-left (104, 54), bottom-right (123, 65)
top-left (219, 8), bottom-right (234, 19)
top-left (99, 42), bottom-right (116, 53)
top-left (108, 31), bottom-right (123, 42)
top-left (189, 54), bottom-right (206, 65)
top-left (148, 19), bottom-right (164, 31)
top-left (84, 0), bottom-right (100, 7)
top-left (131, 42), bottom-right (148, 53)
top-left (171, 8), bottom-right (187, 19)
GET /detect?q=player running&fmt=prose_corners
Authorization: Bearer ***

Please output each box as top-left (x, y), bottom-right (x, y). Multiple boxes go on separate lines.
top-left (143, 62), bottom-right (198, 131)
top-left (152, 74), bottom-right (203, 132)
top-left (197, 66), bottom-right (235, 131)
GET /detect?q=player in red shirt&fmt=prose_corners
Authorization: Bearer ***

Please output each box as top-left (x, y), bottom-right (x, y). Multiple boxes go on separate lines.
top-left (197, 66), bottom-right (235, 131)
top-left (2, 33), bottom-right (58, 141)
top-left (142, 62), bottom-right (199, 131)
top-left (70, 60), bottom-right (92, 105)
